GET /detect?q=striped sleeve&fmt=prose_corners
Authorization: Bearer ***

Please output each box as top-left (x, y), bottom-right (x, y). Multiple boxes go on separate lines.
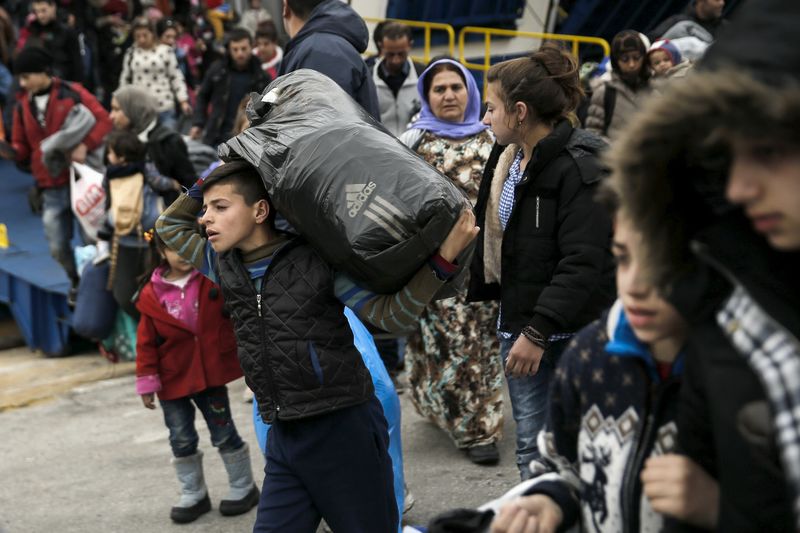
top-left (155, 193), bottom-right (218, 282)
top-left (335, 264), bottom-right (446, 333)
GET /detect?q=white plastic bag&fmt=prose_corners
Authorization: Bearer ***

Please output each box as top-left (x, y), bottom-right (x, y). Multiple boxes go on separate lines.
top-left (70, 162), bottom-right (106, 242)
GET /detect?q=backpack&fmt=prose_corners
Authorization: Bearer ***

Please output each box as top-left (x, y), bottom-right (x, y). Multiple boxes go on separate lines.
top-left (105, 171), bottom-right (162, 289)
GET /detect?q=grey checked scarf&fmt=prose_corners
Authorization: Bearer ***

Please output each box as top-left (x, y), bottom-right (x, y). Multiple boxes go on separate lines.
top-left (717, 285), bottom-right (800, 527)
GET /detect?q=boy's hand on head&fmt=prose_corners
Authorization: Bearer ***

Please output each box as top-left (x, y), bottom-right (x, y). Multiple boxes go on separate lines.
top-left (141, 393), bottom-right (156, 410)
top-left (506, 335), bottom-right (545, 377)
top-left (641, 453), bottom-right (719, 529)
top-left (439, 207), bottom-right (479, 263)
top-left (491, 494), bottom-right (563, 533)
top-left (71, 143), bottom-right (88, 164)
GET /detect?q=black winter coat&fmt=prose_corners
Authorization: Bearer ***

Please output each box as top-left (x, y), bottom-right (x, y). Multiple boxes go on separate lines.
top-left (217, 238), bottom-right (373, 424)
top-left (146, 122), bottom-right (195, 204)
top-left (279, 0), bottom-right (380, 120)
top-left (468, 120), bottom-right (615, 338)
top-left (193, 55), bottom-right (271, 146)
top-left (669, 216), bottom-right (799, 533)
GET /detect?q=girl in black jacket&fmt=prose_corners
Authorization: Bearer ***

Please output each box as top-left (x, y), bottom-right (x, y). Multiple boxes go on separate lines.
top-left (468, 45), bottom-right (615, 479)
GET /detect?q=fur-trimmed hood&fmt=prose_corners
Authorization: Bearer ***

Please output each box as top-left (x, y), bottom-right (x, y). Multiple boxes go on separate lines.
top-left (605, 68), bottom-right (800, 287)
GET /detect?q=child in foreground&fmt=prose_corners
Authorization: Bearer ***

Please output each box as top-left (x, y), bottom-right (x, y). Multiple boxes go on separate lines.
top-left (135, 232), bottom-right (258, 524)
top-left (491, 188), bottom-right (719, 533)
top-left (155, 160), bottom-right (478, 532)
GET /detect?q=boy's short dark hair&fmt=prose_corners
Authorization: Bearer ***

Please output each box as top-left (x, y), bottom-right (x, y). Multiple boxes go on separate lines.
top-left (255, 20), bottom-right (278, 43)
top-left (106, 130), bottom-right (147, 163)
top-left (381, 22), bottom-right (412, 42)
top-left (226, 27), bottom-right (252, 46)
top-left (286, 0), bottom-right (325, 20)
top-left (203, 160), bottom-right (276, 225)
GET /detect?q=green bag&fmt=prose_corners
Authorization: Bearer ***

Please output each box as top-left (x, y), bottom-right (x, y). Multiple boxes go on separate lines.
top-left (100, 311), bottom-right (138, 362)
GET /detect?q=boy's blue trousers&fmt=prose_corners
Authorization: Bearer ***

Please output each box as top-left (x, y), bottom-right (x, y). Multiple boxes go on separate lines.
top-left (252, 396), bottom-right (398, 533)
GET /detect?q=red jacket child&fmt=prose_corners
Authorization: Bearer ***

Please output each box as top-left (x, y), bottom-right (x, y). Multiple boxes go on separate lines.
top-left (135, 266), bottom-right (242, 401)
top-left (12, 77), bottom-right (112, 189)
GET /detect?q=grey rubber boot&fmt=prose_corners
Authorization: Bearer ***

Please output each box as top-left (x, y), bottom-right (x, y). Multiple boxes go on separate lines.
top-left (170, 450), bottom-right (211, 523)
top-left (219, 443), bottom-right (260, 516)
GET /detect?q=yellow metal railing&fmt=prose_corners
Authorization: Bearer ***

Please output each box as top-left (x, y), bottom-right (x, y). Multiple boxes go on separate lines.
top-left (363, 17), bottom-right (455, 64)
top-left (458, 26), bottom-right (611, 93)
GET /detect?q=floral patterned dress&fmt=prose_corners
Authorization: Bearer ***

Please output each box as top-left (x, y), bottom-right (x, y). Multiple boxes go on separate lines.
top-left (405, 129), bottom-right (504, 449)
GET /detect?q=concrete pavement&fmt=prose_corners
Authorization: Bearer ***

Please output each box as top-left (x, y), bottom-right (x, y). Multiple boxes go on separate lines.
top-left (0, 350), bottom-right (519, 532)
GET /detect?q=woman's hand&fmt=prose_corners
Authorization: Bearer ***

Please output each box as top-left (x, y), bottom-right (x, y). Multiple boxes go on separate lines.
top-left (180, 101), bottom-right (192, 116)
top-left (506, 335), bottom-right (545, 377)
top-left (491, 494), bottom-right (563, 533)
top-left (641, 454), bottom-right (719, 529)
top-left (438, 208), bottom-right (479, 263)
top-left (141, 393), bottom-right (156, 410)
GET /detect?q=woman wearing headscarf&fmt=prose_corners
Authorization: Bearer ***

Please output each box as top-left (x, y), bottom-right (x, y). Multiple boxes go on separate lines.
top-left (398, 58), bottom-right (504, 466)
top-left (118, 17), bottom-right (191, 131)
top-left (586, 30), bottom-right (652, 141)
top-left (110, 85), bottom-right (196, 204)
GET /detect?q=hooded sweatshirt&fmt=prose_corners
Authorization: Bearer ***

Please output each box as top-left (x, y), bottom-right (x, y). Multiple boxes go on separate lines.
top-left (279, 0), bottom-right (379, 120)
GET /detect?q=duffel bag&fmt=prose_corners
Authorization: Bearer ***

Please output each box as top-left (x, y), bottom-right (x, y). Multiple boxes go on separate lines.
top-left (218, 69), bottom-right (472, 296)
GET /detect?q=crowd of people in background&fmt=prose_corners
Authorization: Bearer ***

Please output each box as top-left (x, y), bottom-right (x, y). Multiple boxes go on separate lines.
top-left (0, 0), bottom-right (798, 531)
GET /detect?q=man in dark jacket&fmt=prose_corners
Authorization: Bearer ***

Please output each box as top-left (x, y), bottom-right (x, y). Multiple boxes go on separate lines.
top-left (648, 0), bottom-right (726, 42)
top-left (189, 28), bottom-right (271, 147)
top-left (608, 0), bottom-right (800, 529)
top-left (280, 0), bottom-right (380, 120)
top-left (17, 0), bottom-right (84, 83)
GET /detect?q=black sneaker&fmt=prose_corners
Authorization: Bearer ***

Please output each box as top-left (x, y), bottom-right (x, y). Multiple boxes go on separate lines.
top-left (466, 443), bottom-right (500, 466)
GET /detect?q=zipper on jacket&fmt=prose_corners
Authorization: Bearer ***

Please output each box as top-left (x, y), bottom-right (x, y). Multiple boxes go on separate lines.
top-left (235, 259), bottom-right (280, 417)
top-left (535, 196), bottom-right (540, 228)
top-left (621, 376), bottom-right (680, 533)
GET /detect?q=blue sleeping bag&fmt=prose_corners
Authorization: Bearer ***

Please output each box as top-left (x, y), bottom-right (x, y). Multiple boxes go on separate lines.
top-left (253, 307), bottom-right (404, 530)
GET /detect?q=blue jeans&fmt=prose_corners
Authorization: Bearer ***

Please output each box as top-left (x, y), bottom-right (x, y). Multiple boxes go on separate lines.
top-left (41, 186), bottom-right (78, 282)
top-left (500, 337), bottom-right (569, 479)
top-left (159, 386), bottom-right (244, 458)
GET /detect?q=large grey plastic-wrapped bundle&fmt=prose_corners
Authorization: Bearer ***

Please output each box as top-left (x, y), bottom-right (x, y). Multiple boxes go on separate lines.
top-left (217, 69), bottom-right (472, 295)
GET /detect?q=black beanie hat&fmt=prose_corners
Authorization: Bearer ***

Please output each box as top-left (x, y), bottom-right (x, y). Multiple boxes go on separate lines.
top-left (13, 46), bottom-right (53, 75)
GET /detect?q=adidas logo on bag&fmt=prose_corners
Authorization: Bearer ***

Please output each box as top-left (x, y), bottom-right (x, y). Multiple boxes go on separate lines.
top-left (346, 182), bottom-right (376, 217)
top-left (345, 182), bottom-right (406, 241)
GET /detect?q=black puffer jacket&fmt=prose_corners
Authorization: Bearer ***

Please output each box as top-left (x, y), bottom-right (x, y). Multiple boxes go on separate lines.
top-left (279, 0), bottom-right (379, 120)
top-left (217, 238), bottom-right (373, 424)
top-left (468, 120), bottom-right (615, 338)
top-left (193, 55), bottom-right (271, 146)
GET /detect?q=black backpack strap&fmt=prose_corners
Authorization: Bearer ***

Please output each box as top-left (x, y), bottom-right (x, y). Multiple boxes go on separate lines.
top-left (603, 85), bottom-right (617, 135)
